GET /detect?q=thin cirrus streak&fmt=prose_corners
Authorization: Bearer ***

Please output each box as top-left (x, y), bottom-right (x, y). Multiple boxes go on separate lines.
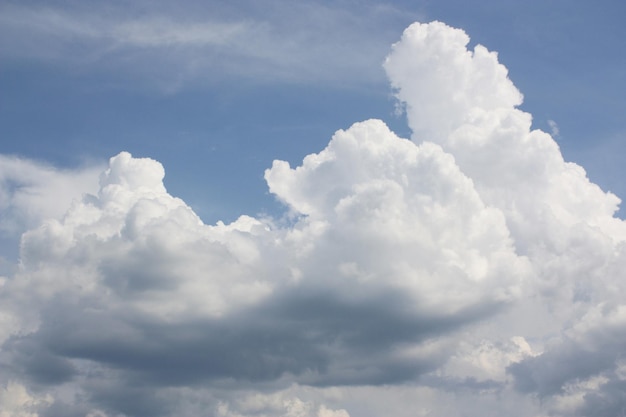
top-left (0, 2), bottom-right (405, 88)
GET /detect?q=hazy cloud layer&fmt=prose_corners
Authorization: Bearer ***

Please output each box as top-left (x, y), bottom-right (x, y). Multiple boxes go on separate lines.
top-left (0, 1), bottom-right (414, 89)
top-left (1, 21), bottom-right (626, 417)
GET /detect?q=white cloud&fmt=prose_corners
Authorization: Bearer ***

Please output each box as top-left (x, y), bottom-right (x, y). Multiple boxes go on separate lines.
top-left (385, 21), bottom-right (622, 230)
top-left (0, 154), bottom-right (103, 280)
top-left (265, 119), bottom-right (528, 314)
top-left (1, 19), bottom-right (626, 417)
top-left (383, 21), bottom-right (626, 416)
top-left (13, 152), bottom-right (275, 319)
top-left (0, 155), bottom-right (102, 238)
top-left (384, 21), bottom-right (524, 144)
top-left (0, 381), bottom-right (53, 417)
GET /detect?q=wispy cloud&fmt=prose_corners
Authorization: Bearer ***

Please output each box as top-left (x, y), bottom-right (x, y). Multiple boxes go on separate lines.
top-left (0, 1), bottom-right (419, 90)
top-left (547, 119), bottom-right (560, 137)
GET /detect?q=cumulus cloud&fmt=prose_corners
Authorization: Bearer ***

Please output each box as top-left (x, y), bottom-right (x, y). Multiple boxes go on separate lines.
top-left (265, 119), bottom-right (527, 313)
top-left (0, 155), bottom-right (102, 238)
top-left (0, 155), bottom-right (102, 281)
top-left (384, 21), bottom-right (626, 416)
top-left (1, 20), bottom-right (625, 417)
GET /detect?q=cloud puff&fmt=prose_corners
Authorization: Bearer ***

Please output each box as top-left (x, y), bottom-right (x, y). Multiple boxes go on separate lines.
top-left (1, 20), bottom-right (626, 417)
top-left (265, 119), bottom-right (527, 313)
top-left (385, 21), bottom-right (623, 235)
top-left (0, 155), bottom-right (102, 239)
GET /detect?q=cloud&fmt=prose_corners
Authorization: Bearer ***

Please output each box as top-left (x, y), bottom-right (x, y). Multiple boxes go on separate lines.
top-left (0, 381), bottom-right (53, 417)
top-left (1, 124), bottom-right (527, 414)
top-left (265, 119), bottom-right (527, 314)
top-left (508, 303), bottom-right (626, 414)
top-left (548, 119), bottom-right (560, 137)
top-left (215, 390), bottom-right (351, 417)
top-left (0, 154), bottom-right (103, 277)
top-left (0, 155), bottom-right (102, 237)
top-left (1, 20), bottom-right (626, 417)
top-left (383, 21), bottom-right (626, 415)
top-left (0, 1), bottom-right (415, 89)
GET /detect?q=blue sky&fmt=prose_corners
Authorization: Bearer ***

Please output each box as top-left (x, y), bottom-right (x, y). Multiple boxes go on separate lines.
top-left (2, 1), bottom-right (626, 417)
top-left (1, 0), bottom-right (624, 222)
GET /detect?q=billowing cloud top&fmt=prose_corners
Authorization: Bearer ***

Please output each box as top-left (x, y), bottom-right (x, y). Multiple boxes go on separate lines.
top-left (1, 21), bottom-right (626, 417)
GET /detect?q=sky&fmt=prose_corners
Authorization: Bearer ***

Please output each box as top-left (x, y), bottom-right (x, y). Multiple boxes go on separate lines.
top-left (1, 1), bottom-right (626, 416)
